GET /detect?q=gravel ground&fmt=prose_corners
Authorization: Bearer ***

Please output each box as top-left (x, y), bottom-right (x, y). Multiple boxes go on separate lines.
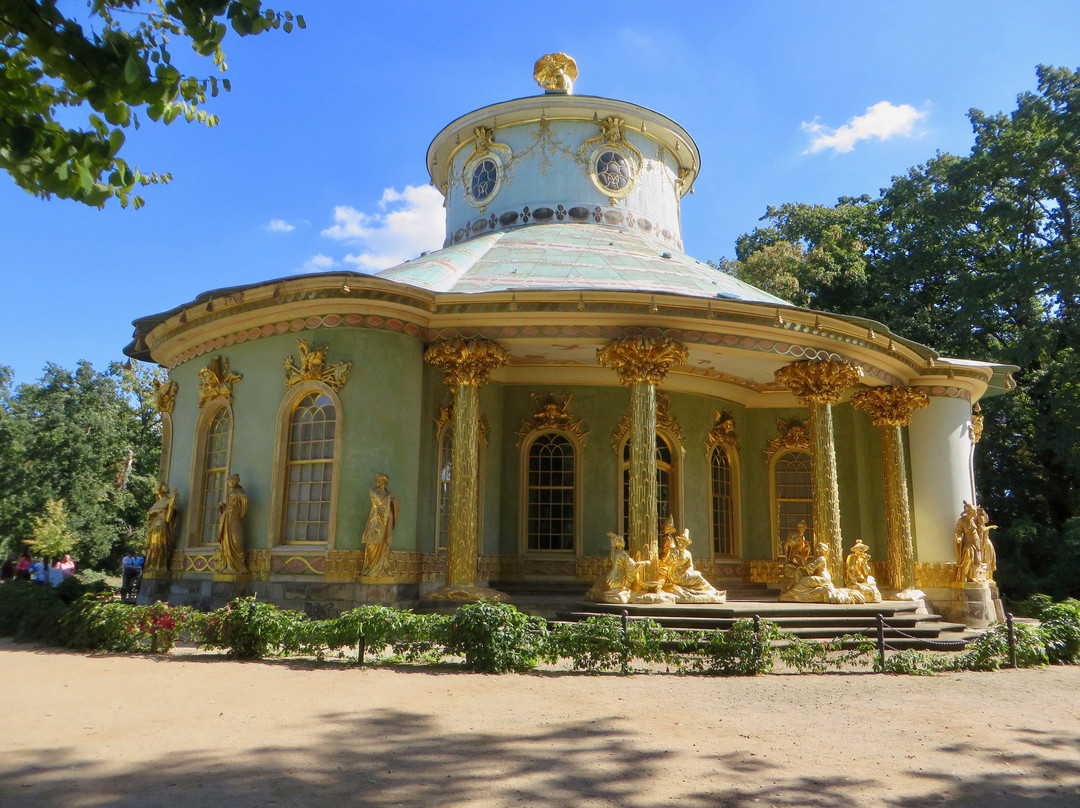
top-left (2, 639), bottom-right (1079, 808)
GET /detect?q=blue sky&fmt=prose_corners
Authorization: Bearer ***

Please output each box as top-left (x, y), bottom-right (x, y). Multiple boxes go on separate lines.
top-left (2, 0), bottom-right (1079, 385)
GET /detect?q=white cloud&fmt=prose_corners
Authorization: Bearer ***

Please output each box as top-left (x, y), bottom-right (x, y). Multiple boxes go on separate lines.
top-left (322, 184), bottom-right (444, 272)
top-left (802, 101), bottom-right (927, 154)
top-left (300, 253), bottom-right (337, 273)
top-left (264, 218), bottom-right (296, 232)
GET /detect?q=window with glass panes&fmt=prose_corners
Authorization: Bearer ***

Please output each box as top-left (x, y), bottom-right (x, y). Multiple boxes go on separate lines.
top-left (199, 408), bottom-right (231, 545)
top-left (282, 392), bottom-right (335, 544)
top-left (710, 446), bottom-right (735, 555)
top-left (526, 433), bottom-right (576, 551)
top-left (775, 450), bottom-right (813, 541)
top-left (621, 434), bottom-right (674, 536)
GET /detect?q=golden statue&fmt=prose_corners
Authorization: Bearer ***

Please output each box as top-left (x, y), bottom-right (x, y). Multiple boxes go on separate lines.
top-left (976, 505), bottom-right (997, 581)
top-left (533, 53), bottom-right (577, 94)
top-left (783, 521), bottom-right (811, 568)
top-left (361, 474), bottom-right (399, 578)
top-left (953, 502), bottom-right (984, 583)
top-left (780, 541), bottom-right (866, 604)
top-left (843, 539), bottom-right (882, 603)
top-left (198, 356), bottom-right (242, 407)
top-left (586, 532), bottom-right (651, 604)
top-left (144, 484), bottom-right (180, 571)
top-left (283, 339), bottom-right (351, 391)
top-left (214, 474), bottom-right (248, 575)
top-left (662, 529), bottom-right (726, 603)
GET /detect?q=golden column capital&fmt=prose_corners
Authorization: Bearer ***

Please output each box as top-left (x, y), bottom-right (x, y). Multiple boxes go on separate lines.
top-left (774, 359), bottom-right (863, 405)
top-left (851, 386), bottom-right (930, 427)
top-left (424, 338), bottom-right (509, 389)
top-left (597, 336), bottom-right (689, 385)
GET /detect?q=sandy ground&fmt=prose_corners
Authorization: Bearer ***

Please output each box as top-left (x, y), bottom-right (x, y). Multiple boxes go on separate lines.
top-left (1, 639), bottom-right (1079, 808)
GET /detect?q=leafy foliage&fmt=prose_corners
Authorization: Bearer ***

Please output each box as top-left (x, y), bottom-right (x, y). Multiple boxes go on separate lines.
top-left (723, 66), bottom-right (1080, 599)
top-left (445, 599), bottom-right (548, 673)
top-left (198, 595), bottom-right (306, 659)
top-left (29, 498), bottom-right (76, 559)
top-left (546, 614), bottom-right (678, 674)
top-left (684, 618), bottom-right (779, 676)
top-left (0, 1), bottom-right (303, 208)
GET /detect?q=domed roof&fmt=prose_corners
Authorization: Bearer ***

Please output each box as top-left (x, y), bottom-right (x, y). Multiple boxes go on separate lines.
top-left (375, 222), bottom-right (787, 304)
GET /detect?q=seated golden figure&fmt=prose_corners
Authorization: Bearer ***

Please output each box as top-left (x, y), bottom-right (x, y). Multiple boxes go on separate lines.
top-left (843, 539), bottom-right (882, 603)
top-left (662, 529), bottom-right (726, 603)
top-left (586, 532), bottom-right (677, 604)
top-left (780, 541), bottom-right (866, 604)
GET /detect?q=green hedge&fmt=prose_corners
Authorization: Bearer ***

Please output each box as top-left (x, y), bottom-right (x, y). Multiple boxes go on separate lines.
top-left (2, 588), bottom-right (1079, 676)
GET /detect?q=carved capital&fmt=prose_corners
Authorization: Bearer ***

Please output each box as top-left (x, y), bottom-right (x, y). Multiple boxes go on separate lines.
top-left (424, 338), bottom-right (509, 390)
top-left (597, 336), bottom-right (688, 385)
top-left (197, 356), bottom-right (242, 407)
top-left (283, 339), bottom-right (352, 392)
top-left (774, 359), bottom-right (863, 405)
top-left (152, 378), bottom-right (178, 414)
top-left (851, 386), bottom-right (930, 427)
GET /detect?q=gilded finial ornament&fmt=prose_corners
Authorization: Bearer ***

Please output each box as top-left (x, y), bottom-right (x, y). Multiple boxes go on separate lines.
top-left (197, 356), bottom-right (242, 407)
top-left (533, 52), bottom-right (578, 94)
top-left (283, 339), bottom-right (352, 392)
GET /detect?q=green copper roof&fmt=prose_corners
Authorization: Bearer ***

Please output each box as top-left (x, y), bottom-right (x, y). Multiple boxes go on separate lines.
top-left (375, 223), bottom-right (788, 304)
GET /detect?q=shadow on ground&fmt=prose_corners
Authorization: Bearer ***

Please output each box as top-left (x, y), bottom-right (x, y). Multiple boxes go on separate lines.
top-left (2, 695), bottom-right (1079, 808)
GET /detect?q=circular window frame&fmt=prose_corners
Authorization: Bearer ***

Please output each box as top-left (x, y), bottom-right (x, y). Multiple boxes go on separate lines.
top-left (463, 152), bottom-right (504, 209)
top-left (588, 144), bottom-right (636, 199)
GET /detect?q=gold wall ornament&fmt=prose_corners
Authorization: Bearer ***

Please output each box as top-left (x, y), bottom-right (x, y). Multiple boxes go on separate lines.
top-left (144, 484), bottom-right (180, 573)
top-left (515, 393), bottom-right (588, 447)
top-left (597, 335), bottom-right (688, 386)
top-left (970, 402), bottom-right (984, 444)
top-left (213, 474), bottom-right (249, 575)
top-left (247, 550), bottom-right (271, 582)
top-left (704, 409), bottom-right (738, 456)
top-left (360, 474), bottom-right (399, 580)
top-left (151, 378), bottom-right (178, 414)
top-left (424, 338), bottom-right (509, 391)
top-left (774, 359), bottom-right (864, 405)
top-left (533, 52), bottom-right (578, 93)
top-left (611, 392), bottom-right (685, 454)
top-left (850, 386), bottom-right (929, 427)
top-left (197, 356), bottom-right (242, 407)
top-left (763, 417), bottom-right (810, 461)
top-left (325, 550), bottom-right (363, 583)
top-left (282, 339), bottom-right (352, 392)
top-left (578, 116), bottom-right (643, 168)
top-left (851, 386), bottom-right (928, 594)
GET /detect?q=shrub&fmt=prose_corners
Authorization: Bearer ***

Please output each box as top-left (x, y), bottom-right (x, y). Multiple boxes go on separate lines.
top-left (0, 580), bottom-right (72, 644)
top-left (1038, 600), bottom-right (1080, 664)
top-left (957, 620), bottom-right (1047, 670)
top-left (445, 599), bottom-right (547, 673)
top-left (686, 618), bottom-right (779, 676)
top-left (547, 614), bottom-right (678, 674)
top-left (777, 634), bottom-right (875, 674)
top-left (199, 596), bottom-right (306, 659)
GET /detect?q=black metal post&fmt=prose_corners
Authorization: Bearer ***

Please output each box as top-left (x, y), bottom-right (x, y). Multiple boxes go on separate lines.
top-left (753, 614), bottom-right (762, 671)
top-left (1006, 613), bottom-right (1017, 669)
top-left (621, 609), bottom-right (630, 675)
top-left (876, 614), bottom-right (886, 671)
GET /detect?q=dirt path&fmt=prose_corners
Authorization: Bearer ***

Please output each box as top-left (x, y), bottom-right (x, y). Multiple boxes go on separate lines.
top-left (2, 639), bottom-right (1079, 807)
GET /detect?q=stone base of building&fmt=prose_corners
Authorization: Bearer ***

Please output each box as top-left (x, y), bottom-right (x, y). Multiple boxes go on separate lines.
top-left (922, 583), bottom-right (1005, 628)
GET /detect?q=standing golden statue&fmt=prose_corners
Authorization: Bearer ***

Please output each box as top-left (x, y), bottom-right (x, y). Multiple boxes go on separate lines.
top-left (214, 474), bottom-right (248, 575)
top-left (953, 502), bottom-right (983, 583)
top-left (144, 484), bottom-right (180, 572)
top-left (662, 529), bottom-right (726, 603)
top-left (976, 505), bottom-right (997, 581)
top-left (843, 539), bottom-right (882, 603)
top-left (361, 473), bottom-right (399, 578)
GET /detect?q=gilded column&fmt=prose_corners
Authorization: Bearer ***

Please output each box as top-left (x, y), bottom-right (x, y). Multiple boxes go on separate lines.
top-left (851, 387), bottom-right (929, 594)
top-left (774, 359), bottom-right (863, 583)
top-left (424, 338), bottom-right (509, 599)
top-left (598, 336), bottom-right (688, 559)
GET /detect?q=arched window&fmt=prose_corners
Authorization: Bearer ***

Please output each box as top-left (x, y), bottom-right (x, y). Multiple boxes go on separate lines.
top-left (282, 391), bottom-right (336, 544)
top-left (774, 450), bottom-right (813, 548)
top-left (710, 446), bottom-right (736, 556)
top-left (525, 432), bottom-right (577, 552)
top-left (620, 433), bottom-right (677, 536)
top-left (197, 406), bottom-right (231, 545)
top-left (435, 422), bottom-right (454, 552)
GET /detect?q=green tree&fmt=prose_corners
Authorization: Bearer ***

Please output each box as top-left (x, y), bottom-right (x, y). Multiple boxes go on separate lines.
top-left (0, 1), bottom-right (303, 208)
top-left (723, 65), bottom-right (1080, 598)
top-left (29, 498), bottom-right (76, 560)
top-left (0, 361), bottom-right (164, 567)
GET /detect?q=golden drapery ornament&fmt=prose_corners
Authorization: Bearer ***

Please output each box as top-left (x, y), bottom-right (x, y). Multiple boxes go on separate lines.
top-left (515, 393), bottom-right (587, 447)
top-left (704, 409), bottom-right (738, 456)
top-left (597, 335), bottom-right (688, 386)
top-left (424, 338), bottom-right (509, 391)
top-left (774, 359), bottom-right (864, 405)
top-left (151, 378), bottom-right (178, 414)
top-left (533, 52), bottom-right (577, 93)
top-left (283, 339), bottom-right (352, 391)
top-left (850, 386), bottom-right (929, 427)
top-left (197, 356), bottom-right (242, 407)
